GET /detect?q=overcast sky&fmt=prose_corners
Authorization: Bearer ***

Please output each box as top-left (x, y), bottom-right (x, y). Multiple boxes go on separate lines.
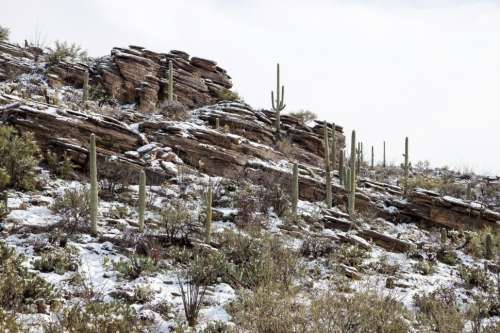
top-left (2, 0), bottom-right (499, 175)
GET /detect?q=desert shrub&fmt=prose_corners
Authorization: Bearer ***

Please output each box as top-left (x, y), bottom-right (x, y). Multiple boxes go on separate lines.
top-left (0, 26), bottom-right (9, 42)
top-left (44, 301), bottom-right (146, 333)
top-left (0, 167), bottom-right (10, 218)
top-left (201, 321), bottom-right (233, 333)
top-left (458, 265), bottom-right (492, 291)
top-left (329, 243), bottom-right (369, 269)
top-left (233, 183), bottom-right (266, 226)
top-left (436, 247), bottom-right (460, 266)
top-left (309, 290), bottom-right (409, 333)
top-left (255, 182), bottom-right (290, 217)
top-left (413, 260), bottom-right (436, 275)
top-left (45, 151), bottom-right (76, 179)
top-left (45, 40), bottom-right (88, 65)
top-left (33, 246), bottom-right (80, 274)
top-left (466, 296), bottom-right (500, 333)
top-left (52, 187), bottom-right (91, 232)
top-left (178, 273), bottom-right (207, 327)
top-left (228, 285), bottom-right (307, 333)
top-left (113, 255), bottom-right (158, 280)
top-left (300, 236), bottom-right (336, 258)
top-left (0, 126), bottom-right (40, 190)
top-left (160, 199), bottom-right (195, 243)
top-left (216, 89), bottom-right (242, 102)
top-left (367, 255), bottom-right (400, 275)
top-left (217, 230), bottom-right (302, 290)
top-left (129, 285), bottom-right (154, 304)
top-left (287, 109), bottom-right (317, 124)
top-left (0, 309), bottom-right (21, 333)
top-left (466, 228), bottom-right (499, 260)
top-left (407, 175), bottom-right (442, 192)
top-left (414, 286), bottom-right (464, 333)
top-left (0, 241), bottom-right (55, 311)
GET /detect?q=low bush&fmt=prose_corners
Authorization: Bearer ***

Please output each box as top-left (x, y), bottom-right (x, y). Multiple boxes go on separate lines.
top-left (216, 89), bottom-right (242, 102)
top-left (0, 241), bottom-right (55, 311)
top-left (0, 126), bottom-right (40, 190)
top-left (0, 26), bottom-right (9, 42)
top-left (414, 286), bottom-right (464, 333)
top-left (458, 265), bottom-right (492, 291)
top-left (466, 228), bottom-right (499, 260)
top-left (113, 255), bottom-right (158, 280)
top-left (329, 243), bottom-right (369, 270)
top-left (0, 309), bottom-right (21, 333)
top-left (44, 301), bottom-right (147, 333)
top-left (45, 41), bottom-right (88, 65)
top-left (160, 199), bottom-right (195, 243)
top-left (33, 246), bottom-right (80, 274)
top-left (52, 187), bottom-right (91, 232)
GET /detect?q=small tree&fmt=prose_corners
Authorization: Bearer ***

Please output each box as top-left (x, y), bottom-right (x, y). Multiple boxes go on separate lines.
top-left (288, 110), bottom-right (317, 124)
top-left (45, 41), bottom-right (88, 65)
top-left (0, 26), bottom-right (9, 42)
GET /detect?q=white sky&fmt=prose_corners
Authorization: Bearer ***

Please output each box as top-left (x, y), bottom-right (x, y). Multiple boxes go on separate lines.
top-left (2, 0), bottom-right (499, 175)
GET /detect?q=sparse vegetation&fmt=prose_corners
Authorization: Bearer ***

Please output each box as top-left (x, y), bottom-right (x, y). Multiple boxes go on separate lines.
top-left (0, 26), bottom-right (10, 42)
top-left (52, 187), bottom-right (91, 232)
top-left (45, 40), bottom-right (88, 65)
top-left (33, 246), bottom-right (80, 274)
top-left (0, 126), bottom-right (41, 190)
top-left (216, 89), bottom-right (242, 102)
top-left (287, 109), bottom-right (317, 124)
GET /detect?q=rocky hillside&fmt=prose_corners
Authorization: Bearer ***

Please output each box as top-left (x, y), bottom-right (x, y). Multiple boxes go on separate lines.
top-left (0, 37), bottom-right (499, 332)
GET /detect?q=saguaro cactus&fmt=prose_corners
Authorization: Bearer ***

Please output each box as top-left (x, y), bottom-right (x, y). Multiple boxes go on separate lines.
top-left (403, 137), bottom-right (409, 195)
top-left (89, 134), bottom-right (98, 235)
top-left (138, 170), bottom-right (146, 232)
top-left (167, 60), bottom-right (174, 102)
top-left (466, 182), bottom-right (472, 201)
top-left (383, 141), bottom-right (386, 168)
top-left (349, 130), bottom-right (356, 216)
top-left (330, 123), bottom-right (336, 171)
top-left (339, 149), bottom-right (344, 185)
top-left (485, 233), bottom-right (493, 259)
top-left (82, 70), bottom-right (89, 104)
top-left (271, 63), bottom-right (286, 139)
top-left (292, 163), bottom-right (299, 216)
top-left (205, 185), bottom-right (213, 244)
top-left (324, 123), bottom-right (332, 209)
top-left (371, 146), bottom-right (374, 169)
top-left (215, 117), bottom-right (220, 130)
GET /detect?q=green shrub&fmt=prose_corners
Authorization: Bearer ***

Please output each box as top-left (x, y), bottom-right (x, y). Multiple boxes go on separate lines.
top-left (287, 109), bottom-right (317, 124)
top-left (329, 243), bottom-right (369, 269)
top-left (216, 89), bottom-right (242, 102)
top-left (0, 309), bottom-right (21, 333)
top-left (52, 187), bottom-right (91, 232)
top-left (113, 255), bottom-right (158, 280)
top-left (0, 26), bottom-right (9, 42)
top-left (0, 126), bottom-right (40, 190)
top-left (228, 286), bottom-right (306, 333)
top-left (413, 260), bottom-right (436, 275)
top-left (414, 286), bottom-right (464, 333)
top-left (309, 290), bottom-right (410, 333)
top-left (160, 199), bottom-right (195, 242)
top-left (0, 241), bottom-right (55, 311)
top-left (466, 228), bottom-right (499, 260)
top-left (45, 41), bottom-right (88, 65)
top-left (217, 230), bottom-right (302, 290)
top-left (458, 265), bottom-right (492, 291)
top-left (44, 301), bottom-right (147, 333)
top-left (33, 246), bottom-right (80, 274)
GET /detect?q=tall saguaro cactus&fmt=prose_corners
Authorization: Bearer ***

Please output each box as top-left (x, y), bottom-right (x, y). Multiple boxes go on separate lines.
top-left (349, 130), bottom-right (356, 216)
top-left (167, 60), bottom-right (174, 102)
top-left (371, 146), bottom-right (374, 169)
top-left (292, 163), bottom-right (299, 216)
top-left (271, 63), bottom-right (286, 139)
top-left (89, 134), bottom-right (98, 235)
top-left (330, 123), bottom-right (336, 171)
top-left (383, 141), bottom-right (386, 168)
top-left (205, 185), bottom-right (213, 244)
top-left (82, 70), bottom-right (89, 104)
top-left (403, 137), bottom-right (409, 196)
top-left (339, 149), bottom-right (344, 185)
top-left (138, 170), bottom-right (146, 232)
top-left (324, 123), bottom-right (332, 208)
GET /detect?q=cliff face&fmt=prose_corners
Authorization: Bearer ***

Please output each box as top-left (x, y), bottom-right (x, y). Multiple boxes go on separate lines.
top-left (0, 41), bottom-right (232, 112)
